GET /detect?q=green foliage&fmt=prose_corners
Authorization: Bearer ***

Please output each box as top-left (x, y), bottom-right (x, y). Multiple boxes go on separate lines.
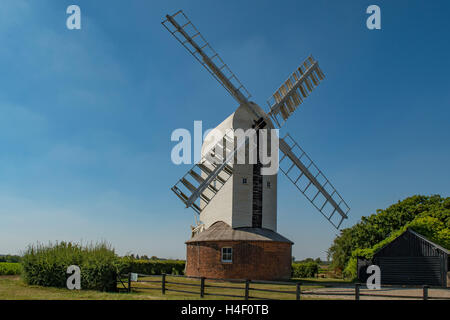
top-left (408, 216), bottom-right (450, 248)
top-left (21, 241), bottom-right (186, 292)
top-left (21, 241), bottom-right (119, 291)
top-left (342, 257), bottom-right (357, 279)
top-left (0, 255), bottom-right (21, 263)
top-left (291, 261), bottom-right (319, 278)
top-left (328, 195), bottom-right (450, 278)
top-left (0, 262), bottom-right (22, 275)
top-left (118, 257), bottom-right (185, 275)
top-left (353, 228), bottom-right (407, 261)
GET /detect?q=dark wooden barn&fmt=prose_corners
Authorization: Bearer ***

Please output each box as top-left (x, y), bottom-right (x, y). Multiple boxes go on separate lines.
top-left (357, 228), bottom-right (449, 287)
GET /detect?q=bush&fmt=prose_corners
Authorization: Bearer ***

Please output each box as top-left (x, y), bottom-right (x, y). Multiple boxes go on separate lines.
top-left (119, 257), bottom-right (185, 275)
top-left (292, 261), bottom-right (319, 278)
top-left (21, 241), bottom-right (119, 291)
top-left (0, 262), bottom-right (22, 275)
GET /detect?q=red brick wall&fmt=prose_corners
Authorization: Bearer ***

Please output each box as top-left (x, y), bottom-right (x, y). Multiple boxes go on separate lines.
top-left (185, 241), bottom-right (292, 280)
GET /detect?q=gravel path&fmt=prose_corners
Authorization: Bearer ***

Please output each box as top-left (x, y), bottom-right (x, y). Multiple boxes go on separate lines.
top-left (303, 286), bottom-right (450, 300)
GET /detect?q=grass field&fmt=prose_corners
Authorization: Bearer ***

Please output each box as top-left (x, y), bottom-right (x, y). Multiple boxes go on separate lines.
top-left (0, 275), bottom-right (344, 300)
top-left (0, 276), bottom-right (138, 300)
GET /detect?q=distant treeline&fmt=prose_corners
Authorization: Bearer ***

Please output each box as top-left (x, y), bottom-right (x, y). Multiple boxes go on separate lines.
top-left (122, 254), bottom-right (184, 262)
top-left (0, 255), bottom-right (21, 263)
top-left (292, 257), bottom-right (327, 264)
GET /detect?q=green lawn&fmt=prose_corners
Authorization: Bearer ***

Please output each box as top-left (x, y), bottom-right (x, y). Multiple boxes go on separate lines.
top-left (0, 276), bottom-right (144, 300)
top-left (0, 275), bottom-right (342, 300)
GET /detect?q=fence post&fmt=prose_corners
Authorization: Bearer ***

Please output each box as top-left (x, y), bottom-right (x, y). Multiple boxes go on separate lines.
top-left (162, 273), bottom-right (166, 295)
top-left (296, 282), bottom-right (301, 300)
top-left (423, 285), bottom-right (429, 300)
top-left (355, 283), bottom-right (360, 300)
top-left (244, 280), bottom-right (250, 300)
top-left (127, 273), bottom-right (131, 293)
top-left (200, 277), bottom-right (205, 298)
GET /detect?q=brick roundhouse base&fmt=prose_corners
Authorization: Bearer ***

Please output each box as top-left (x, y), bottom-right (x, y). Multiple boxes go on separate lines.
top-left (185, 240), bottom-right (292, 280)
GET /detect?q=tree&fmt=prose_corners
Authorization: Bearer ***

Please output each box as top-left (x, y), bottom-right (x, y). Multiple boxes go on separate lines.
top-left (328, 195), bottom-right (449, 273)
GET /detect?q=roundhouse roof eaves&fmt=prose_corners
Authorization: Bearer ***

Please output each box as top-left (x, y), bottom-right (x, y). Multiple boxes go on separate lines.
top-left (185, 221), bottom-right (293, 244)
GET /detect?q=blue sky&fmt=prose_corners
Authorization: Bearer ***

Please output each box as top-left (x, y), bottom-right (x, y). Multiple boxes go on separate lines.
top-left (1, 0), bottom-right (449, 260)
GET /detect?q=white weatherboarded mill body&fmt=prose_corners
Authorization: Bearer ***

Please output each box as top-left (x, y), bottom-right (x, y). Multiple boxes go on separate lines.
top-left (199, 103), bottom-right (278, 231)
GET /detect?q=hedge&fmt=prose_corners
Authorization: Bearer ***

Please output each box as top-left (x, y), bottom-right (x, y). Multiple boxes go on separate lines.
top-left (0, 262), bottom-right (22, 275)
top-left (291, 261), bottom-right (319, 278)
top-left (118, 258), bottom-right (185, 275)
top-left (21, 241), bottom-right (119, 291)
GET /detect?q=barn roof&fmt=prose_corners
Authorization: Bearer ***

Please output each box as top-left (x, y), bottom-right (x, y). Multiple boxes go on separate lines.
top-left (407, 229), bottom-right (449, 254)
top-left (373, 228), bottom-right (449, 257)
top-left (186, 221), bottom-right (293, 244)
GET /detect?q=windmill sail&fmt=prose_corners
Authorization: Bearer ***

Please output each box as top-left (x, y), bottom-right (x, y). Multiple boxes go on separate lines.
top-left (267, 56), bottom-right (325, 127)
top-left (171, 129), bottom-right (257, 214)
top-left (162, 10), bottom-right (252, 106)
top-left (278, 133), bottom-right (349, 229)
top-left (171, 159), bottom-right (232, 214)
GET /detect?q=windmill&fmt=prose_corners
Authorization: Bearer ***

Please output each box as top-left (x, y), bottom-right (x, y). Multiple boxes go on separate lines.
top-left (162, 10), bottom-right (350, 280)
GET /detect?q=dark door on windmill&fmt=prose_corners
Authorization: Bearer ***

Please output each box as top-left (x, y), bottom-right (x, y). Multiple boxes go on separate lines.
top-left (251, 126), bottom-right (263, 228)
top-left (373, 256), bottom-right (443, 286)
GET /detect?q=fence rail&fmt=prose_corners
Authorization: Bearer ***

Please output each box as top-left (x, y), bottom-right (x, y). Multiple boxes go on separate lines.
top-left (117, 273), bottom-right (450, 300)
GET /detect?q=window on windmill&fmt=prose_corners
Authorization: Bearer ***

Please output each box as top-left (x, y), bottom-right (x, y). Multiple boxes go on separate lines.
top-left (221, 247), bottom-right (232, 263)
top-left (242, 178), bottom-right (248, 184)
top-left (267, 181), bottom-right (271, 189)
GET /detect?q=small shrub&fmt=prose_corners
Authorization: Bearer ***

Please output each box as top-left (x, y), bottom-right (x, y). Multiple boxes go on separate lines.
top-left (0, 262), bottom-right (22, 275)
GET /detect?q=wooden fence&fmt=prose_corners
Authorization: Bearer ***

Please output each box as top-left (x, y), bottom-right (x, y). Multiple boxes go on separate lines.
top-left (117, 273), bottom-right (449, 300)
